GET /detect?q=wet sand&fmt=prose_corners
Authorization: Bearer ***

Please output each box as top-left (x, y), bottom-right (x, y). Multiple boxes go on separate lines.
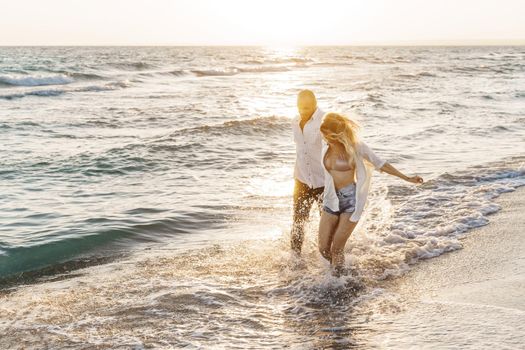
top-left (370, 186), bottom-right (525, 349)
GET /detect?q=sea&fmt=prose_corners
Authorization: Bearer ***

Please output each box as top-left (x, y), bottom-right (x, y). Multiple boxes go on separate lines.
top-left (0, 46), bottom-right (524, 349)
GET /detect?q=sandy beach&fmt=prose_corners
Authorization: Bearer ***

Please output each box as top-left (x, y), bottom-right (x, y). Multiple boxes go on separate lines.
top-left (369, 186), bottom-right (525, 349)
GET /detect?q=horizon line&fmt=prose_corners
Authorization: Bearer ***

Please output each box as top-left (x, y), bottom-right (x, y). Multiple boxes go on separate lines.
top-left (1, 39), bottom-right (525, 47)
top-left (1, 43), bottom-right (525, 47)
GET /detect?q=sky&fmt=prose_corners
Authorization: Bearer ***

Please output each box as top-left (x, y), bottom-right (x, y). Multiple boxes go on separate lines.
top-left (1, 0), bottom-right (524, 46)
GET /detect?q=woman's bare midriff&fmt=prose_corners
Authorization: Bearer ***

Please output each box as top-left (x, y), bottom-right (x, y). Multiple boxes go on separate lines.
top-left (329, 169), bottom-right (356, 190)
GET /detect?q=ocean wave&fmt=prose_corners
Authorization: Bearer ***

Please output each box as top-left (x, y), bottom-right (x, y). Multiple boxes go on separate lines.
top-left (156, 115), bottom-right (290, 141)
top-left (0, 147), bottom-right (160, 180)
top-left (269, 57), bottom-right (313, 64)
top-left (167, 70), bottom-right (187, 77)
top-left (0, 89), bottom-right (67, 99)
top-left (65, 72), bottom-right (107, 80)
top-left (0, 74), bottom-right (74, 87)
top-left (133, 70), bottom-right (190, 80)
top-left (100, 65), bottom-right (292, 80)
top-left (432, 100), bottom-right (467, 111)
top-left (395, 72), bottom-right (437, 79)
top-left (74, 116), bottom-right (294, 169)
top-left (238, 66), bottom-right (290, 73)
top-left (0, 81), bottom-right (130, 100)
top-left (460, 125), bottom-right (517, 137)
top-left (242, 57), bottom-right (312, 65)
top-left (400, 125), bottom-right (448, 140)
top-left (0, 229), bottom-right (128, 281)
top-left (192, 69), bottom-right (239, 77)
top-left (107, 61), bottom-right (158, 71)
top-left (366, 92), bottom-right (383, 104)
top-left (347, 55), bottom-right (412, 64)
top-left (191, 65), bottom-right (290, 77)
top-left (244, 59), bottom-right (264, 64)
top-left (84, 80), bottom-right (131, 91)
top-left (0, 211), bottom-right (229, 281)
top-left (439, 62), bottom-right (523, 75)
top-left (311, 62), bottom-right (354, 67)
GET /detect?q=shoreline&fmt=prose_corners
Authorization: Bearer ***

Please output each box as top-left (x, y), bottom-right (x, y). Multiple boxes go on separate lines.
top-left (370, 186), bottom-right (525, 348)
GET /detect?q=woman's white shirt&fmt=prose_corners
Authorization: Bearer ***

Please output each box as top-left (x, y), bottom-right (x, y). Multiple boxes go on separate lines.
top-left (321, 141), bottom-right (386, 222)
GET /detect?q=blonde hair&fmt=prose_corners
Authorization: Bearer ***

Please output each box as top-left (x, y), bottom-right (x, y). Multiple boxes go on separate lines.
top-left (320, 112), bottom-right (360, 160)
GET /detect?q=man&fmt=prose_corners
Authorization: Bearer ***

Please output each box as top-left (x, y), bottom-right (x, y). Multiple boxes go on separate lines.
top-left (291, 90), bottom-right (325, 254)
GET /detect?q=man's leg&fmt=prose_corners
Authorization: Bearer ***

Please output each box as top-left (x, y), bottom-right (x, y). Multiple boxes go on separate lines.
top-left (313, 186), bottom-right (324, 216)
top-left (291, 180), bottom-right (314, 254)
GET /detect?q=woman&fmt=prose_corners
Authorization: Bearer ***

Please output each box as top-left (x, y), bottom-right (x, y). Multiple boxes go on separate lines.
top-left (318, 112), bottom-right (423, 275)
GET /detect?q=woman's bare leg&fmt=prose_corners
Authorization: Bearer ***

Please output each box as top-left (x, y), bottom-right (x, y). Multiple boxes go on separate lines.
top-left (330, 213), bottom-right (358, 272)
top-left (318, 210), bottom-right (339, 262)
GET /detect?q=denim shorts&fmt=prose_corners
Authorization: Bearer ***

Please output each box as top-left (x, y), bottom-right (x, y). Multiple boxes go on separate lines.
top-left (323, 183), bottom-right (356, 215)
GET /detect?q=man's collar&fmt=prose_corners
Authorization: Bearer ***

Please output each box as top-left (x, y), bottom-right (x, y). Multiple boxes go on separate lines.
top-left (307, 107), bottom-right (322, 120)
top-left (313, 107), bottom-right (323, 119)
top-left (295, 107), bottom-right (322, 123)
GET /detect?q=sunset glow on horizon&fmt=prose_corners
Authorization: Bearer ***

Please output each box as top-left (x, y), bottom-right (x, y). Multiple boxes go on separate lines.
top-left (1, 0), bottom-right (524, 46)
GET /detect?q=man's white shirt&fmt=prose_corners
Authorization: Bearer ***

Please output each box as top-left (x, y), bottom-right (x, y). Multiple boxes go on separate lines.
top-left (292, 108), bottom-right (325, 189)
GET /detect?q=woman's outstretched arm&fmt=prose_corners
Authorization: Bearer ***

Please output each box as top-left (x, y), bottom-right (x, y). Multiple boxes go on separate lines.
top-left (359, 141), bottom-right (423, 184)
top-left (380, 162), bottom-right (424, 184)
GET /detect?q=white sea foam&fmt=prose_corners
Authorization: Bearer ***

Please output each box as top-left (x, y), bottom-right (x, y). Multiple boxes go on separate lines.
top-left (0, 74), bottom-right (74, 87)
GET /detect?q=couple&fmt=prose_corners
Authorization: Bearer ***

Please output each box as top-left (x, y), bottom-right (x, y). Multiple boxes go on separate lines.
top-left (291, 90), bottom-right (423, 275)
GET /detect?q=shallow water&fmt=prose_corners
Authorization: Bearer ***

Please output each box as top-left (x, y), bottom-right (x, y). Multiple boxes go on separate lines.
top-left (0, 46), bottom-right (524, 348)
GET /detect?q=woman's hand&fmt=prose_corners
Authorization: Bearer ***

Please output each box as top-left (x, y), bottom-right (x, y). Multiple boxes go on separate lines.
top-left (406, 175), bottom-right (424, 184)
top-left (380, 163), bottom-right (424, 184)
